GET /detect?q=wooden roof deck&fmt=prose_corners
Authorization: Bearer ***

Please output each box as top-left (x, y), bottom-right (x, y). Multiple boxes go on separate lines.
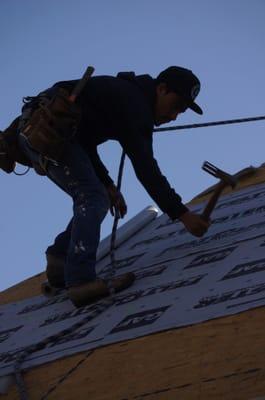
top-left (2, 165), bottom-right (265, 400)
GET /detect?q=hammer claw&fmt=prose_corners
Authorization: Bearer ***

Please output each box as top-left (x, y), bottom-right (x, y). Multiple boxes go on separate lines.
top-left (202, 161), bottom-right (225, 179)
top-left (201, 160), bottom-right (238, 221)
top-left (202, 161), bottom-right (237, 188)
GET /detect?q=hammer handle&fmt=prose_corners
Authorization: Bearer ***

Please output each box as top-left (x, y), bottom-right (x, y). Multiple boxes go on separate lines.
top-left (201, 181), bottom-right (226, 221)
top-left (69, 66), bottom-right (95, 103)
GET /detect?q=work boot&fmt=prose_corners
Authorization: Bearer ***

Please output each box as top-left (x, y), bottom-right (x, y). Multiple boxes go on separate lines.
top-left (46, 253), bottom-right (66, 288)
top-left (68, 272), bottom-right (135, 308)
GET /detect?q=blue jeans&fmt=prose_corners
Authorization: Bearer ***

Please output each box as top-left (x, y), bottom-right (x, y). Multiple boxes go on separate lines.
top-left (18, 134), bottom-right (110, 287)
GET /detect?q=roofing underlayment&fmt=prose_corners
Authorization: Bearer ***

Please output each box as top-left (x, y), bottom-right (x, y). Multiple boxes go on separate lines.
top-left (2, 164), bottom-right (265, 399)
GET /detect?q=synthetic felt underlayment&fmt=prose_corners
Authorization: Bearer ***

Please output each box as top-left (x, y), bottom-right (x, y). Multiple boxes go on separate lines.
top-left (1, 182), bottom-right (265, 377)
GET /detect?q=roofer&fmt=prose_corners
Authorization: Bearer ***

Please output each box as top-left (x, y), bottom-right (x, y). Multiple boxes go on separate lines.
top-left (15, 65), bottom-right (210, 307)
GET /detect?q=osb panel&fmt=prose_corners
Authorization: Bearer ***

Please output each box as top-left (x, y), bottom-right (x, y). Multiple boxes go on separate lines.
top-left (2, 165), bottom-right (265, 399)
top-left (192, 165), bottom-right (265, 204)
top-left (2, 165), bottom-right (265, 305)
top-left (0, 272), bottom-right (46, 305)
top-left (5, 307), bottom-right (265, 400)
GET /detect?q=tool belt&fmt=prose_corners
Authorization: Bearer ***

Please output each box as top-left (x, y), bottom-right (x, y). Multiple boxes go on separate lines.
top-left (21, 87), bottom-right (81, 162)
top-left (0, 117), bottom-right (32, 174)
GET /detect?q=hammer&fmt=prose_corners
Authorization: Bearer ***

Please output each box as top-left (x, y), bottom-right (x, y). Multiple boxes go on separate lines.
top-left (201, 161), bottom-right (237, 221)
top-left (68, 66), bottom-right (94, 102)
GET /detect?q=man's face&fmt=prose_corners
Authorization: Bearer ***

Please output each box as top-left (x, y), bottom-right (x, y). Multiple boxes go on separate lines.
top-left (154, 83), bottom-right (188, 126)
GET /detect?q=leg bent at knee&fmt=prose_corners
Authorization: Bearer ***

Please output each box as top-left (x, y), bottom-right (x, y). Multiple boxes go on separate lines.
top-left (74, 185), bottom-right (110, 221)
top-left (46, 252), bottom-right (66, 288)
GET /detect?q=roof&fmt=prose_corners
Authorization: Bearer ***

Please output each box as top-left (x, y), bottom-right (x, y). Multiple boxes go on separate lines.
top-left (2, 164), bottom-right (265, 399)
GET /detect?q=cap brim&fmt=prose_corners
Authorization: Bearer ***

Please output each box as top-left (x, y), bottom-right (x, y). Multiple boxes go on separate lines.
top-left (189, 102), bottom-right (203, 115)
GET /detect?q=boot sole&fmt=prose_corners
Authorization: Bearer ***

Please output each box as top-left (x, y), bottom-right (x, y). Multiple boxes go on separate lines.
top-left (69, 272), bottom-right (135, 308)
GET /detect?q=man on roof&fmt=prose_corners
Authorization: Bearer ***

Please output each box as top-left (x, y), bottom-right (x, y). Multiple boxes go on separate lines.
top-left (17, 65), bottom-right (210, 307)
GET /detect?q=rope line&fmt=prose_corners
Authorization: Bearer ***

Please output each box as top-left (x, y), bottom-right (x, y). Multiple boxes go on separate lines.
top-left (14, 297), bottom-right (115, 399)
top-left (12, 113), bottom-right (264, 398)
top-left (108, 150), bottom-right (126, 293)
top-left (153, 115), bottom-right (265, 132)
top-left (13, 152), bottom-right (127, 400)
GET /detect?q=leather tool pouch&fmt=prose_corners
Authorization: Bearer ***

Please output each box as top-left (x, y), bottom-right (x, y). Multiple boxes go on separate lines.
top-left (0, 117), bottom-right (32, 173)
top-left (22, 88), bottom-right (81, 161)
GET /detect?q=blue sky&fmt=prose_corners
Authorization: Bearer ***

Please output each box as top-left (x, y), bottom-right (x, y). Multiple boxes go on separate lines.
top-left (1, 0), bottom-right (265, 290)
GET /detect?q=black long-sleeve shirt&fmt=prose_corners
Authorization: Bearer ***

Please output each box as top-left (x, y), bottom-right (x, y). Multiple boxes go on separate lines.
top-left (52, 72), bottom-right (188, 220)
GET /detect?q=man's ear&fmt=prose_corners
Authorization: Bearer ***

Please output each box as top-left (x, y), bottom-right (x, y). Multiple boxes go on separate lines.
top-left (156, 82), bottom-right (168, 95)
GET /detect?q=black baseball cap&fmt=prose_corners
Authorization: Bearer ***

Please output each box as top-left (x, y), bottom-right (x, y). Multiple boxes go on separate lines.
top-left (156, 66), bottom-right (203, 115)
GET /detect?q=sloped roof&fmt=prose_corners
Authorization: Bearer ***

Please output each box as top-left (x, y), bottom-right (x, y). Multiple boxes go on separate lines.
top-left (2, 164), bottom-right (265, 399)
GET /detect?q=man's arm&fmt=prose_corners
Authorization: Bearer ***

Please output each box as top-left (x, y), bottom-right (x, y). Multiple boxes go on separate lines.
top-left (87, 146), bottom-right (114, 187)
top-left (117, 126), bottom-right (188, 220)
top-left (118, 126), bottom-right (209, 236)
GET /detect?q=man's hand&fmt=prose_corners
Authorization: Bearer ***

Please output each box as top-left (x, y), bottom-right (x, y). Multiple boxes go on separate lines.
top-left (179, 211), bottom-right (210, 237)
top-left (107, 184), bottom-right (127, 218)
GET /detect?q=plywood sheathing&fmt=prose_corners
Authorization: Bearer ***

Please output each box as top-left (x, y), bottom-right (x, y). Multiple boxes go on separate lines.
top-left (5, 307), bottom-right (265, 400)
top-left (2, 164), bottom-right (265, 399)
top-left (0, 272), bottom-right (46, 305)
top-left (193, 164), bottom-right (265, 204)
top-left (1, 165), bottom-right (265, 305)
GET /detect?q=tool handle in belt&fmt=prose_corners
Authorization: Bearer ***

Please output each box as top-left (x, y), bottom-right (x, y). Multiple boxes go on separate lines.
top-left (69, 66), bottom-right (95, 103)
top-left (201, 181), bottom-right (226, 221)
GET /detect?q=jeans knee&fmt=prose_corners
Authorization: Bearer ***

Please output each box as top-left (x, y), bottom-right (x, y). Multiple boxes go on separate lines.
top-left (75, 186), bottom-right (109, 218)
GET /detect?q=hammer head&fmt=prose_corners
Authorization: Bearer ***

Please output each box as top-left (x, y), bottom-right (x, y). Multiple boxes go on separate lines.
top-left (202, 161), bottom-right (237, 188)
